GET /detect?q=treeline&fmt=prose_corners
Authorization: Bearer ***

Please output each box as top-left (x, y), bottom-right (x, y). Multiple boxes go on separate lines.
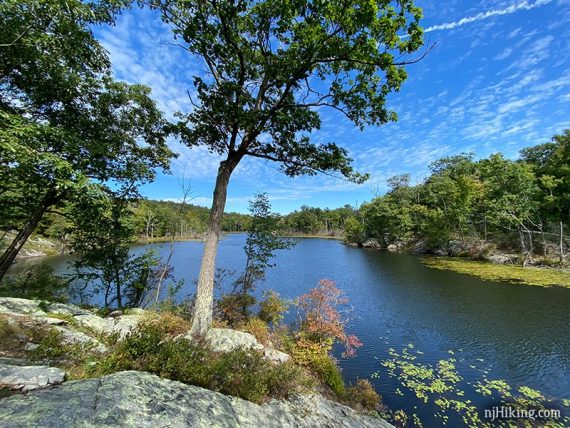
top-left (278, 205), bottom-right (357, 236)
top-left (131, 200), bottom-right (250, 240)
top-left (344, 131), bottom-right (570, 266)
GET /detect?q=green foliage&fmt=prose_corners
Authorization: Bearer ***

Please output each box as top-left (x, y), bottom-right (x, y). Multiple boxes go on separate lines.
top-left (158, 0), bottom-right (423, 182)
top-left (70, 191), bottom-right (178, 309)
top-left (288, 333), bottom-right (345, 397)
top-left (0, 0), bottom-right (173, 281)
top-left (92, 314), bottom-right (309, 403)
top-left (280, 205), bottom-right (357, 236)
top-left (130, 199), bottom-right (251, 240)
top-left (345, 379), bottom-right (382, 412)
top-left (231, 193), bottom-right (297, 319)
top-left (353, 133), bottom-right (570, 263)
top-left (0, 264), bottom-right (69, 301)
top-left (521, 130), bottom-right (570, 223)
top-left (344, 217), bottom-right (366, 244)
top-left (258, 290), bottom-right (289, 326)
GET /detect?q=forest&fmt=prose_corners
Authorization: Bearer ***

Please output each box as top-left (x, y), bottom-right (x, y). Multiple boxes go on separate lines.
top-left (345, 130), bottom-right (570, 267)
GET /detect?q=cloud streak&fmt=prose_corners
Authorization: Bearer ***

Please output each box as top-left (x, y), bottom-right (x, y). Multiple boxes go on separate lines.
top-left (424, 0), bottom-right (554, 33)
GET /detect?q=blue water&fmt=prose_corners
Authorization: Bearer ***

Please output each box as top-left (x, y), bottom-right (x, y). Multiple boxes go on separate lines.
top-left (18, 234), bottom-right (570, 426)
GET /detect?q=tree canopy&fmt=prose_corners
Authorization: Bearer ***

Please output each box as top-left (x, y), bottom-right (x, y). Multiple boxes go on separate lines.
top-left (148, 0), bottom-right (425, 334)
top-left (0, 0), bottom-right (173, 280)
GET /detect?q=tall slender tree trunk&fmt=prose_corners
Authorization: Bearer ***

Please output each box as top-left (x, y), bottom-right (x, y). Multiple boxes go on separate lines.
top-left (560, 221), bottom-right (565, 264)
top-left (0, 191), bottom-right (57, 282)
top-left (190, 155), bottom-right (240, 336)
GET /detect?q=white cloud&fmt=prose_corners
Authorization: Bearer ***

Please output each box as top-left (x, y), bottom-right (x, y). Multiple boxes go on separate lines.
top-left (424, 0), bottom-right (554, 33)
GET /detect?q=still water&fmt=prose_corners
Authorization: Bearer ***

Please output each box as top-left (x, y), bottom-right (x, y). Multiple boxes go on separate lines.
top-left (17, 234), bottom-right (570, 426)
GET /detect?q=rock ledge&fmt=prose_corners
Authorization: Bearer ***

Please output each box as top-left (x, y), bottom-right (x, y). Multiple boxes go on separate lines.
top-left (0, 371), bottom-right (392, 427)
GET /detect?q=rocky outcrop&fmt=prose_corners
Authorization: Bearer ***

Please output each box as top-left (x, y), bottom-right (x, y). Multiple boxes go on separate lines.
top-left (0, 371), bottom-right (392, 427)
top-left (204, 328), bottom-right (264, 352)
top-left (361, 239), bottom-right (381, 249)
top-left (0, 363), bottom-right (65, 392)
top-left (0, 298), bottom-right (145, 357)
top-left (185, 328), bottom-right (291, 364)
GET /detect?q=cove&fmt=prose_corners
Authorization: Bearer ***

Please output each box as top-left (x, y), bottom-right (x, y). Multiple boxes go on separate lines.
top-left (15, 234), bottom-right (570, 426)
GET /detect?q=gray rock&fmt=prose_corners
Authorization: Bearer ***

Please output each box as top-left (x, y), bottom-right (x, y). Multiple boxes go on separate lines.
top-left (0, 363), bottom-right (65, 392)
top-left (46, 303), bottom-right (93, 317)
top-left (362, 239), bottom-right (381, 249)
top-left (0, 298), bottom-right (46, 317)
top-left (52, 326), bottom-right (107, 353)
top-left (434, 249), bottom-right (447, 256)
top-left (112, 315), bottom-right (143, 338)
top-left (196, 328), bottom-right (264, 353)
top-left (263, 348), bottom-right (291, 364)
top-left (0, 371), bottom-right (392, 427)
top-left (72, 314), bottom-right (114, 335)
top-left (108, 310), bottom-right (123, 318)
top-left (487, 254), bottom-right (514, 264)
top-left (387, 244), bottom-right (398, 252)
top-left (41, 317), bottom-right (68, 326)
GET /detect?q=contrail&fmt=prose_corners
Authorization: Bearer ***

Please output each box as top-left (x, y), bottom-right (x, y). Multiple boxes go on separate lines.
top-left (424, 0), bottom-right (554, 33)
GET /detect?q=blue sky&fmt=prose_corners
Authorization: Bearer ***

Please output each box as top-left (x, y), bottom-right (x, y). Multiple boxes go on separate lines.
top-left (95, 0), bottom-right (569, 214)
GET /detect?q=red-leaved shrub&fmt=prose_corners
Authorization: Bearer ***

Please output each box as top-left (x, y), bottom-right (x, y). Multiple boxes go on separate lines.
top-left (297, 279), bottom-right (362, 357)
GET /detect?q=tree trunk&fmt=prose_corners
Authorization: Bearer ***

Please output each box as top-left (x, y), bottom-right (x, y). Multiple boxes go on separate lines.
top-left (189, 156), bottom-right (240, 336)
top-left (561, 221), bottom-right (565, 264)
top-left (518, 226), bottom-right (529, 267)
top-left (0, 192), bottom-right (57, 282)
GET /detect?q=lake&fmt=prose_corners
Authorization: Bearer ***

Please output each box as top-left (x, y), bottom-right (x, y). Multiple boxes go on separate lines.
top-left (14, 234), bottom-right (570, 426)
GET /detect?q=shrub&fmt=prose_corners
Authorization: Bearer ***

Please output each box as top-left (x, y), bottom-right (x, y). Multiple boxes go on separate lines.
top-left (288, 333), bottom-right (345, 397)
top-left (345, 379), bottom-right (381, 411)
top-left (91, 313), bottom-right (308, 403)
top-left (27, 329), bottom-right (94, 365)
top-left (142, 312), bottom-right (191, 337)
top-left (215, 293), bottom-right (255, 326)
top-left (297, 279), bottom-right (362, 358)
top-left (237, 317), bottom-right (271, 346)
top-left (258, 290), bottom-right (289, 326)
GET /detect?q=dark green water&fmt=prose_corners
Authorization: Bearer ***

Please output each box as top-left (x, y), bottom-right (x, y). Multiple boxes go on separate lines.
top-left (14, 234), bottom-right (570, 426)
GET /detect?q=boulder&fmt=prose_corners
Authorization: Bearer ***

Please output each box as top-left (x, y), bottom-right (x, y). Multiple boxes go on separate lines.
top-left (0, 298), bottom-right (46, 317)
top-left (387, 244), bottom-right (398, 252)
top-left (0, 371), bottom-right (392, 427)
top-left (52, 326), bottom-right (107, 353)
top-left (46, 303), bottom-right (93, 317)
top-left (199, 328), bottom-right (264, 353)
top-left (108, 310), bottom-right (123, 318)
top-left (71, 314), bottom-right (114, 335)
top-left (263, 349), bottom-right (290, 364)
top-left (361, 239), bottom-right (381, 249)
top-left (185, 328), bottom-right (291, 364)
top-left (0, 363), bottom-right (65, 392)
top-left (112, 315), bottom-right (144, 338)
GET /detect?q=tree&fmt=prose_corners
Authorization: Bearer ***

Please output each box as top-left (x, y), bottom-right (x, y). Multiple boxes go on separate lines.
top-left (344, 216), bottom-right (365, 244)
top-left (230, 193), bottom-right (296, 320)
top-left (477, 154), bottom-right (539, 264)
top-left (149, 0), bottom-right (425, 334)
top-left (0, 0), bottom-right (173, 281)
top-left (69, 184), bottom-right (168, 309)
top-left (521, 130), bottom-right (570, 262)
